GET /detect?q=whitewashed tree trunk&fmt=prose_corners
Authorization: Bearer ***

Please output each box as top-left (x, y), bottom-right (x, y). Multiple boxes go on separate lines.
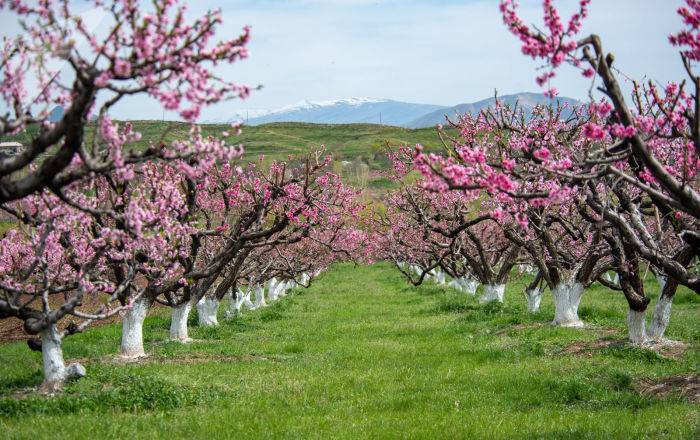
top-left (242, 289), bottom-right (255, 309)
top-left (267, 278), bottom-right (280, 301)
top-left (525, 287), bottom-right (543, 313)
top-left (169, 300), bottom-right (193, 342)
top-left (627, 309), bottom-right (649, 345)
top-left (551, 282), bottom-right (584, 327)
top-left (40, 324), bottom-right (86, 392)
top-left (252, 285), bottom-right (267, 309)
top-left (447, 279), bottom-right (462, 292)
top-left (603, 272), bottom-right (613, 283)
top-left (120, 295), bottom-right (151, 358)
top-left (649, 285), bottom-right (673, 342)
top-left (284, 279), bottom-right (296, 293)
top-left (433, 269), bottom-right (446, 285)
top-left (478, 284), bottom-right (505, 304)
top-left (225, 290), bottom-right (244, 319)
top-left (461, 278), bottom-right (479, 295)
top-left (411, 265), bottom-right (423, 277)
top-left (197, 296), bottom-right (219, 327)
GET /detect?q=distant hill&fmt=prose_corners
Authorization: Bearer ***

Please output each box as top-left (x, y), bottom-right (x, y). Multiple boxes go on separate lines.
top-left (407, 92), bottom-right (580, 128)
top-left (227, 93), bottom-right (580, 128)
top-left (242, 98), bottom-right (448, 127)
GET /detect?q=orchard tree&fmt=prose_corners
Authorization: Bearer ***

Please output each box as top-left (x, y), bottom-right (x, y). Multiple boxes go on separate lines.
top-left (497, 0), bottom-right (699, 291)
top-left (0, 0), bottom-right (252, 386)
top-left (0, 0), bottom-right (251, 203)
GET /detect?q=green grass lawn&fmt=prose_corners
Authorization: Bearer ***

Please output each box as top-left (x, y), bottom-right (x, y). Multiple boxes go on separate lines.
top-left (0, 263), bottom-right (698, 439)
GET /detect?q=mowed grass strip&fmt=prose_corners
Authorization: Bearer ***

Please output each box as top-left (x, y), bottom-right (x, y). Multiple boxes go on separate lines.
top-left (0, 263), bottom-right (697, 439)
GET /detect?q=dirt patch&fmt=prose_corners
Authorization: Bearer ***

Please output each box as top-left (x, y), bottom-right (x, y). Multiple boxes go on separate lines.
top-left (635, 374), bottom-right (700, 403)
top-left (560, 337), bottom-right (691, 360)
top-left (560, 338), bottom-right (625, 357)
top-left (494, 323), bottom-right (546, 335)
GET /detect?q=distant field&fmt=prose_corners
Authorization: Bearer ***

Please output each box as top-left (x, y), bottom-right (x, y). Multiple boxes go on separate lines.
top-left (1, 121), bottom-right (446, 161)
top-left (1, 121), bottom-right (446, 191)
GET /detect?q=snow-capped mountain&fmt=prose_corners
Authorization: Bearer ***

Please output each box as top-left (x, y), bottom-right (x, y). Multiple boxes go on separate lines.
top-left (216, 93), bottom-right (580, 127)
top-left (406, 92), bottom-right (580, 128)
top-left (241, 97), bottom-right (448, 126)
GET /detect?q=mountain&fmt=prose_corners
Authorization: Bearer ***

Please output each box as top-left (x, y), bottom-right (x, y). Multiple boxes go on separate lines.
top-left (244, 98), bottom-right (448, 127)
top-left (407, 92), bottom-right (580, 128)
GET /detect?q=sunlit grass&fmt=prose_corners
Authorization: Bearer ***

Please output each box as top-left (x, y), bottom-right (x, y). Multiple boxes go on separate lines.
top-left (0, 263), bottom-right (697, 439)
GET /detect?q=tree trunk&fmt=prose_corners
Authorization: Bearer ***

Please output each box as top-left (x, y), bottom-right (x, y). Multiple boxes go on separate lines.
top-left (169, 300), bottom-right (193, 342)
top-left (267, 278), bottom-right (279, 301)
top-left (252, 285), bottom-right (267, 309)
top-left (224, 290), bottom-right (242, 319)
top-left (40, 324), bottom-right (86, 393)
top-left (551, 282), bottom-right (584, 327)
top-left (478, 284), bottom-right (505, 304)
top-left (627, 308), bottom-right (649, 345)
top-left (432, 269), bottom-right (446, 285)
top-left (462, 278), bottom-right (479, 295)
top-left (120, 295), bottom-right (151, 358)
top-left (197, 296), bottom-right (219, 327)
top-left (525, 287), bottom-right (543, 313)
top-left (648, 274), bottom-right (677, 341)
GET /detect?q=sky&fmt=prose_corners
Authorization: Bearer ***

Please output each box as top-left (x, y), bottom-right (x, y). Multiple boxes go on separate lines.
top-left (0, 0), bottom-right (689, 121)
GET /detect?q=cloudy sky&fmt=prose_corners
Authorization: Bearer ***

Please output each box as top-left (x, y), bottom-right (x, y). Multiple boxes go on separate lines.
top-left (0, 0), bottom-right (689, 120)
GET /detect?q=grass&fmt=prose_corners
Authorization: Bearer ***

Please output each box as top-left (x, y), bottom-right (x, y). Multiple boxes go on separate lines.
top-left (0, 121), bottom-right (446, 194)
top-left (0, 263), bottom-right (697, 439)
top-left (0, 120), bottom-right (445, 164)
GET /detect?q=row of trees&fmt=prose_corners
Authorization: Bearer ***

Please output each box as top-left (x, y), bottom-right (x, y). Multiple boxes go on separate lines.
top-left (0, 0), bottom-right (698, 393)
top-left (0, 0), bottom-right (367, 392)
top-left (377, 0), bottom-right (698, 345)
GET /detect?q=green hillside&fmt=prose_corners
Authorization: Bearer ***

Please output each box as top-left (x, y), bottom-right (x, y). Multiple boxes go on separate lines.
top-left (1, 121), bottom-right (445, 191)
top-left (2, 121), bottom-right (445, 160)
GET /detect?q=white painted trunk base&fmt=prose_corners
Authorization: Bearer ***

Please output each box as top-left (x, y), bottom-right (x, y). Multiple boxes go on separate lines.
top-left (525, 287), bottom-right (543, 313)
top-left (462, 278), bottom-right (479, 295)
top-left (479, 284), bottom-right (505, 304)
top-left (120, 296), bottom-right (150, 358)
top-left (627, 309), bottom-right (649, 345)
top-left (649, 294), bottom-right (673, 342)
top-left (448, 277), bottom-right (478, 295)
top-left (197, 297), bottom-right (219, 327)
top-left (267, 278), bottom-right (280, 301)
top-left (252, 285), bottom-right (267, 309)
top-left (431, 269), bottom-right (446, 285)
top-left (224, 290), bottom-right (244, 319)
top-left (169, 301), bottom-right (193, 342)
top-left (552, 282), bottom-right (584, 327)
top-left (40, 324), bottom-right (86, 392)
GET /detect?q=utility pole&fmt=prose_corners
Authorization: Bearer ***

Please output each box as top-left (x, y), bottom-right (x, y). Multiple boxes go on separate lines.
top-left (379, 112), bottom-right (382, 125)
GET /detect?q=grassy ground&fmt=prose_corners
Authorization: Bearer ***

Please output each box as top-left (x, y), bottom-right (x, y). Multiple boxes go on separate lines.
top-left (0, 263), bottom-right (698, 439)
